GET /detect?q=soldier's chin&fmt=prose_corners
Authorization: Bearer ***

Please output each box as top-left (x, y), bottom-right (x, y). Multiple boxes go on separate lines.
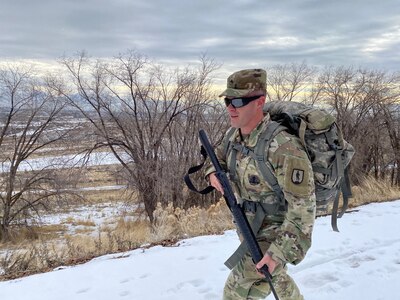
top-left (230, 118), bottom-right (240, 128)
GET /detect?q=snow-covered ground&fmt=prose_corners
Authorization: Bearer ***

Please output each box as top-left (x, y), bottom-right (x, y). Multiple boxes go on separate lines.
top-left (0, 200), bottom-right (399, 300)
top-left (25, 200), bottom-right (143, 237)
top-left (35, 201), bottom-right (130, 227)
top-left (0, 151), bottom-right (128, 173)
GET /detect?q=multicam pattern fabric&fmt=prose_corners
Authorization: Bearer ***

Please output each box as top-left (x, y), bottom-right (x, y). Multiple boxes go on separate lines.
top-left (219, 69), bottom-right (267, 98)
top-left (223, 251), bottom-right (303, 300)
top-left (205, 114), bottom-right (316, 300)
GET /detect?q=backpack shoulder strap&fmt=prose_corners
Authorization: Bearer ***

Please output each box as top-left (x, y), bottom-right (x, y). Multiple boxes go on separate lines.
top-left (226, 121), bottom-right (288, 207)
top-left (222, 127), bottom-right (237, 158)
top-left (253, 121), bottom-right (287, 208)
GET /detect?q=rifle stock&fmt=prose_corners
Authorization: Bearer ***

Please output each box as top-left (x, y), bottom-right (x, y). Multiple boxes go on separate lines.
top-left (199, 129), bottom-right (279, 300)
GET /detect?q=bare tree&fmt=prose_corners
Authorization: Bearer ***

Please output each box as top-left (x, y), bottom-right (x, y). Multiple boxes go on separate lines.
top-left (0, 66), bottom-right (79, 241)
top-left (59, 51), bottom-right (223, 222)
top-left (266, 61), bottom-right (316, 102)
top-left (376, 81), bottom-right (400, 185)
top-left (312, 66), bottom-right (400, 184)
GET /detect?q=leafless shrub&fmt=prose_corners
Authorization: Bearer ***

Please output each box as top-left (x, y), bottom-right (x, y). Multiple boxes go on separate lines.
top-left (0, 249), bottom-right (36, 277)
top-left (312, 67), bottom-right (400, 184)
top-left (266, 61), bottom-right (317, 102)
top-left (0, 65), bottom-right (83, 241)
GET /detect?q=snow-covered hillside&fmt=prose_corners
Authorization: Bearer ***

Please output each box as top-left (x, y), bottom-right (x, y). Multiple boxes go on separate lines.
top-left (0, 200), bottom-right (399, 300)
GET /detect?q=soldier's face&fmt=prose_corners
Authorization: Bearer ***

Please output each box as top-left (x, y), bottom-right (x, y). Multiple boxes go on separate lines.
top-left (226, 96), bottom-right (265, 131)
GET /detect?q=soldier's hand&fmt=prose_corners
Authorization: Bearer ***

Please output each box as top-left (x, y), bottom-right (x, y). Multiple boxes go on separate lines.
top-left (256, 253), bottom-right (278, 276)
top-left (209, 172), bottom-right (224, 195)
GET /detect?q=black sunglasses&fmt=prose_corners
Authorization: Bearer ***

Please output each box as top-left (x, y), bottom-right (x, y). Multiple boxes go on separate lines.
top-left (224, 95), bottom-right (262, 108)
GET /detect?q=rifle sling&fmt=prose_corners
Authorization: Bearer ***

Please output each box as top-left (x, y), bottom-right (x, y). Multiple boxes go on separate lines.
top-left (183, 146), bottom-right (215, 194)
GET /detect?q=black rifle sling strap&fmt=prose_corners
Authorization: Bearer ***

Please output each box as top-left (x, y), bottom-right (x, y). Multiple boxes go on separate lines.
top-left (185, 128), bottom-right (237, 195)
top-left (184, 145), bottom-right (215, 194)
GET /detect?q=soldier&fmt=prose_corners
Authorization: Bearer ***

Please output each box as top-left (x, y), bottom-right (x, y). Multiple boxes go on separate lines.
top-left (205, 69), bottom-right (316, 300)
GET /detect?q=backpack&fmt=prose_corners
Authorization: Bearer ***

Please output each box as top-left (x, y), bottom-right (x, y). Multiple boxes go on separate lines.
top-left (221, 101), bottom-right (355, 231)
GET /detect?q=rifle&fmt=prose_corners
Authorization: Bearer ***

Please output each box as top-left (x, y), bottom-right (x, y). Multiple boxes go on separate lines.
top-left (199, 129), bottom-right (280, 300)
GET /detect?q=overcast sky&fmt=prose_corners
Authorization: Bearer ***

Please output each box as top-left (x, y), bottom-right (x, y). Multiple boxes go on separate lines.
top-left (1, 0), bottom-right (400, 75)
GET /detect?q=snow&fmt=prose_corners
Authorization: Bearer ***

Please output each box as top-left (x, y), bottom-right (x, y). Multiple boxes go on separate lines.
top-left (0, 185), bottom-right (127, 197)
top-left (1, 200), bottom-right (400, 300)
top-left (0, 152), bottom-right (128, 173)
top-left (35, 201), bottom-right (130, 228)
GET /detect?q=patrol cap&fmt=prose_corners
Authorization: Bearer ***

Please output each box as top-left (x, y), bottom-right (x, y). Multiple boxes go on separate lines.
top-left (219, 68), bottom-right (266, 98)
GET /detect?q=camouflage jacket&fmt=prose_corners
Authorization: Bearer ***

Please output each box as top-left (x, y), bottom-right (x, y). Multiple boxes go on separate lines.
top-left (205, 114), bottom-right (316, 265)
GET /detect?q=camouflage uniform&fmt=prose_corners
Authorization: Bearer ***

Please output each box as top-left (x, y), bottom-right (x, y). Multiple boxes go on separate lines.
top-left (206, 69), bottom-right (316, 300)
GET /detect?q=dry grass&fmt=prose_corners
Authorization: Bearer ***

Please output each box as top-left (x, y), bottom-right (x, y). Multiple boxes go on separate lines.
top-left (81, 188), bottom-right (127, 203)
top-left (114, 218), bottom-right (151, 243)
top-left (66, 164), bottom-right (129, 203)
top-left (83, 165), bottom-right (118, 185)
top-left (0, 224), bottom-right (68, 246)
top-left (62, 217), bottom-right (96, 227)
top-left (316, 177), bottom-right (400, 216)
top-left (33, 225), bottom-right (69, 237)
top-left (0, 220), bottom-right (152, 280)
top-left (151, 201), bottom-right (233, 241)
top-left (350, 176), bottom-right (400, 207)
top-left (74, 228), bottom-right (95, 235)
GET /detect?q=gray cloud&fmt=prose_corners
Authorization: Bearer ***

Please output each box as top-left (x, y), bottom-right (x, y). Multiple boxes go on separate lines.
top-left (1, 0), bottom-right (400, 71)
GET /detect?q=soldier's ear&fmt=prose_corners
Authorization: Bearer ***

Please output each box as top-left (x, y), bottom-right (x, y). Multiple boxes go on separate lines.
top-left (256, 96), bottom-right (265, 108)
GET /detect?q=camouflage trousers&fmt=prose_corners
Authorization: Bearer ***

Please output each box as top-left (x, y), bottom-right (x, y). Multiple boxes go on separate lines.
top-left (223, 252), bottom-right (304, 300)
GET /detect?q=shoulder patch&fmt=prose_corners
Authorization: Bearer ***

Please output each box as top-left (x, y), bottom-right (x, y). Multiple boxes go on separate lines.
top-left (282, 156), bottom-right (311, 196)
top-left (291, 169), bottom-right (304, 184)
